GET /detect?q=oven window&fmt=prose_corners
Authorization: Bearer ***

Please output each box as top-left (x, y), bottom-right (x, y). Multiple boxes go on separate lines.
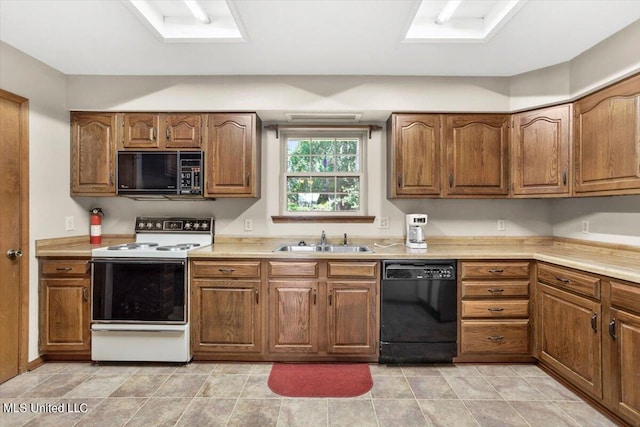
top-left (92, 260), bottom-right (186, 323)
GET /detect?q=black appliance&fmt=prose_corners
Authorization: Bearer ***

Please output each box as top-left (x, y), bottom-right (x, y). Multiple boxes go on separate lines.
top-left (117, 151), bottom-right (203, 195)
top-left (380, 260), bottom-right (457, 364)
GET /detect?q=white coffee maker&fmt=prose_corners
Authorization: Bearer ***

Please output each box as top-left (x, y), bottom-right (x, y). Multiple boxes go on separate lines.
top-left (406, 214), bottom-right (428, 249)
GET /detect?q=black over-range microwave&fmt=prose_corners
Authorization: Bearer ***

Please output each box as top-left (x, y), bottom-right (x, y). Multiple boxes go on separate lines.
top-left (117, 151), bottom-right (203, 195)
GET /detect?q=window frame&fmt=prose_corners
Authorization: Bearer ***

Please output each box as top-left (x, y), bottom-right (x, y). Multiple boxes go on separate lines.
top-left (279, 128), bottom-right (367, 217)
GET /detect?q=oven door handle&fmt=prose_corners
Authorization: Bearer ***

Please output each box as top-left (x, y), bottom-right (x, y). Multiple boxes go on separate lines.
top-left (89, 259), bottom-right (185, 265)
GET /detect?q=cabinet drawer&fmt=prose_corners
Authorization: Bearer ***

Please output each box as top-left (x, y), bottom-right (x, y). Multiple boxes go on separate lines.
top-left (461, 320), bottom-right (530, 354)
top-left (40, 259), bottom-right (89, 276)
top-left (461, 280), bottom-right (529, 298)
top-left (268, 261), bottom-right (318, 277)
top-left (611, 281), bottom-right (640, 315)
top-left (461, 261), bottom-right (529, 279)
top-left (191, 261), bottom-right (261, 278)
top-left (327, 262), bottom-right (378, 278)
top-left (461, 300), bottom-right (529, 318)
top-left (537, 263), bottom-right (600, 299)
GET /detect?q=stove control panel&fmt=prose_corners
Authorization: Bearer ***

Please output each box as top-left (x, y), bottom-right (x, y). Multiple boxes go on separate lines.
top-left (135, 217), bottom-right (214, 234)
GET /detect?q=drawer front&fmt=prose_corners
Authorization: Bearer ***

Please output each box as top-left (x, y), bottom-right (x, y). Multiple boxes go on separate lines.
top-left (461, 300), bottom-right (529, 318)
top-left (611, 281), bottom-right (640, 315)
top-left (461, 261), bottom-right (530, 279)
top-left (41, 259), bottom-right (90, 276)
top-left (537, 263), bottom-right (600, 299)
top-left (461, 281), bottom-right (529, 298)
top-left (191, 261), bottom-right (261, 278)
top-left (327, 262), bottom-right (378, 278)
top-left (268, 261), bottom-right (319, 277)
top-left (461, 320), bottom-right (530, 354)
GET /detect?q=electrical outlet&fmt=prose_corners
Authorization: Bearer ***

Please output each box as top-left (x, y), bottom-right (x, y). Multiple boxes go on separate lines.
top-left (65, 216), bottom-right (74, 231)
top-left (497, 219), bottom-right (506, 231)
top-left (582, 220), bottom-right (590, 234)
top-left (379, 217), bottom-right (390, 229)
top-left (244, 219), bottom-right (253, 232)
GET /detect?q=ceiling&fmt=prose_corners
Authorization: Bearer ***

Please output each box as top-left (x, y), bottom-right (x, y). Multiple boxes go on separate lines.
top-left (0, 0), bottom-right (638, 77)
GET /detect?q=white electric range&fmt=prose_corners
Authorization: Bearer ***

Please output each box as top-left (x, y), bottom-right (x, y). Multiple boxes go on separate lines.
top-left (90, 216), bottom-right (213, 363)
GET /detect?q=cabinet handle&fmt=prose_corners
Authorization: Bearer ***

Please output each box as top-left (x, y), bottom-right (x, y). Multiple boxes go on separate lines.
top-left (487, 288), bottom-right (504, 293)
top-left (109, 173), bottom-right (113, 186)
top-left (218, 268), bottom-right (235, 274)
top-left (397, 175), bottom-right (402, 188)
top-left (608, 319), bottom-right (616, 339)
top-left (255, 289), bottom-right (259, 304)
top-left (562, 170), bottom-right (567, 186)
top-left (487, 335), bottom-right (504, 341)
top-left (152, 128), bottom-right (157, 140)
top-left (329, 290), bottom-right (333, 306)
top-left (448, 174), bottom-right (453, 188)
top-left (554, 276), bottom-right (571, 284)
top-left (82, 287), bottom-right (88, 302)
top-left (246, 173), bottom-right (250, 187)
top-left (166, 127), bottom-right (171, 140)
top-left (313, 289), bottom-right (317, 305)
top-left (487, 307), bottom-right (504, 312)
top-left (56, 267), bottom-right (73, 272)
top-left (591, 313), bottom-right (597, 332)
top-left (487, 269), bottom-right (504, 274)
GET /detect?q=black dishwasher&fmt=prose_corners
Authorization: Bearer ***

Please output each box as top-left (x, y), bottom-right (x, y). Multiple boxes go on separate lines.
top-left (380, 260), bottom-right (457, 364)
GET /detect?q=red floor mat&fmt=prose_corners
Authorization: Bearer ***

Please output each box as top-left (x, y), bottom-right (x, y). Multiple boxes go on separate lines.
top-left (267, 363), bottom-right (373, 398)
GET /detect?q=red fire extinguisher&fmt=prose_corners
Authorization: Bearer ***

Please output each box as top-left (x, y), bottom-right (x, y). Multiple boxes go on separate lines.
top-left (89, 208), bottom-right (104, 245)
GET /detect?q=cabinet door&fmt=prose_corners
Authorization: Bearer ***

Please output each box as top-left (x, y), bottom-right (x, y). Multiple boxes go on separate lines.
top-left (326, 281), bottom-right (377, 354)
top-left (609, 308), bottom-right (640, 425)
top-left (165, 114), bottom-right (202, 148)
top-left (444, 114), bottom-right (509, 196)
top-left (537, 283), bottom-right (602, 399)
top-left (511, 105), bottom-right (570, 196)
top-left (388, 114), bottom-right (442, 197)
top-left (574, 75), bottom-right (640, 195)
top-left (192, 280), bottom-right (262, 353)
top-left (40, 278), bottom-right (90, 352)
top-left (268, 280), bottom-right (319, 353)
top-left (70, 113), bottom-right (116, 195)
top-left (206, 113), bottom-right (259, 197)
top-left (122, 113), bottom-right (161, 148)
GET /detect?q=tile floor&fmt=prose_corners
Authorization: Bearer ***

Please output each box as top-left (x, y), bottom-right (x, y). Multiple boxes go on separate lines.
top-left (0, 362), bottom-right (617, 427)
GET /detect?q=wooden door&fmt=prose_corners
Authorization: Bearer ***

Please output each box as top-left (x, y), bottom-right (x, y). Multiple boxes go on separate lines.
top-left (192, 280), bottom-right (262, 353)
top-left (122, 113), bottom-right (161, 149)
top-left (206, 113), bottom-right (256, 196)
top-left (537, 283), bottom-right (602, 399)
top-left (0, 90), bottom-right (29, 383)
top-left (40, 278), bottom-right (90, 352)
top-left (512, 105), bottom-right (570, 196)
top-left (70, 112), bottom-right (116, 195)
top-left (388, 114), bottom-right (442, 197)
top-left (165, 114), bottom-right (202, 148)
top-left (574, 74), bottom-right (640, 195)
top-left (610, 308), bottom-right (640, 425)
top-left (268, 281), bottom-right (319, 353)
top-left (326, 281), bottom-right (377, 354)
top-left (444, 114), bottom-right (509, 196)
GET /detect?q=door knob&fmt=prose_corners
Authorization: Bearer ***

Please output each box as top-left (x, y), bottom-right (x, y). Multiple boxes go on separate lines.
top-left (6, 249), bottom-right (23, 259)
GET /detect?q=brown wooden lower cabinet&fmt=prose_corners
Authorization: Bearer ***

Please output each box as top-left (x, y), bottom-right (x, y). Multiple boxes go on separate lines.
top-left (268, 280), bottom-right (319, 353)
top-left (536, 263), bottom-right (640, 426)
top-left (39, 258), bottom-right (91, 359)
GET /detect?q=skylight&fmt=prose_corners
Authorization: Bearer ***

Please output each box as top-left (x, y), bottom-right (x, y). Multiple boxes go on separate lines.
top-left (123, 0), bottom-right (245, 42)
top-left (404, 0), bottom-right (527, 42)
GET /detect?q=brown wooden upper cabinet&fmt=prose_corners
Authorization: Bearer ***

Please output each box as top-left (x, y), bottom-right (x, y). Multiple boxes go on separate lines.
top-left (70, 112), bottom-right (116, 195)
top-left (444, 114), bottom-right (510, 197)
top-left (387, 114), bottom-right (442, 197)
top-left (511, 105), bottom-right (571, 197)
top-left (121, 113), bottom-right (161, 149)
top-left (165, 114), bottom-right (203, 148)
top-left (574, 74), bottom-right (640, 195)
top-left (206, 113), bottom-right (262, 197)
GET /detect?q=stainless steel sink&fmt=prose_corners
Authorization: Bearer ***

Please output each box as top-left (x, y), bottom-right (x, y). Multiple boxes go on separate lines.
top-left (272, 244), bottom-right (372, 253)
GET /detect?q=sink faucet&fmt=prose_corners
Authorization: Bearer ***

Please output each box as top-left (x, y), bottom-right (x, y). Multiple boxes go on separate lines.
top-left (320, 230), bottom-right (326, 246)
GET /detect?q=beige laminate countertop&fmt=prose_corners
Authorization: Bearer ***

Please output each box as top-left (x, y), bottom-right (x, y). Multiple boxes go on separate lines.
top-left (37, 236), bottom-right (640, 283)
